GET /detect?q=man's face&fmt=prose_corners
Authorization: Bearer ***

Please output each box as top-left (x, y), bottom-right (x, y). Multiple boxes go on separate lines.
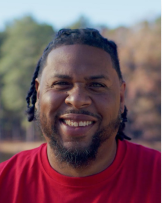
top-left (35, 44), bottom-right (125, 167)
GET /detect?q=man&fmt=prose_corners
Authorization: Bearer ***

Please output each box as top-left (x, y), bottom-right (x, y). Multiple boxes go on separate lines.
top-left (0, 28), bottom-right (160, 203)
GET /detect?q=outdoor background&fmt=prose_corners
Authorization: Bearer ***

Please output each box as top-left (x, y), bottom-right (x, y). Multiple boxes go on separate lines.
top-left (0, 0), bottom-right (161, 163)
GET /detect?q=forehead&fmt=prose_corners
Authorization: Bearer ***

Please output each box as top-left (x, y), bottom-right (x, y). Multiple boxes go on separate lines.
top-left (42, 44), bottom-right (117, 79)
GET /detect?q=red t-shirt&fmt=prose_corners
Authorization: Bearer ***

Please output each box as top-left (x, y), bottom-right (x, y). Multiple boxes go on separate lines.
top-left (0, 140), bottom-right (160, 203)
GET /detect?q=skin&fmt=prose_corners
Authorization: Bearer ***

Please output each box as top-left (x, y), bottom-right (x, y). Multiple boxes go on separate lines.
top-left (35, 44), bottom-right (126, 177)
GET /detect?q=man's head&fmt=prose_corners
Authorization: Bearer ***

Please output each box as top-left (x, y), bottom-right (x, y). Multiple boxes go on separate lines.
top-left (26, 28), bottom-right (130, 168)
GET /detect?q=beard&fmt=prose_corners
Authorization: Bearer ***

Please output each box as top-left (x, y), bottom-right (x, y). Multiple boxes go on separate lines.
top-left (36, 108), bottom-right (120, 168)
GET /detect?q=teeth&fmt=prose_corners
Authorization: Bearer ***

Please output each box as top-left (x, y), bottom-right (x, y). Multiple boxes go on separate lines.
top-left (64, 120), bottom-right (92, 127)
top-left (74, 122), bottom-right (78, 127)
top-left (79, 121), bottom-right (84, 126)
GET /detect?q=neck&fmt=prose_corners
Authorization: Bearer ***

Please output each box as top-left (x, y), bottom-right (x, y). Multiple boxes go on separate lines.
top-left (47, 137), bottom-right (117, 177)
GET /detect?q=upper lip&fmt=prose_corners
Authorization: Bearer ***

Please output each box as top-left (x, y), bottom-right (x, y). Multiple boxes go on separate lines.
top-left (59, 114), bottom-right (98, 122)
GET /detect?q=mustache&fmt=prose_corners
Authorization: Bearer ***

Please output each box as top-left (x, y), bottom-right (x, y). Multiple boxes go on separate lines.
top-left (56, 109), bottom-right (102, 120)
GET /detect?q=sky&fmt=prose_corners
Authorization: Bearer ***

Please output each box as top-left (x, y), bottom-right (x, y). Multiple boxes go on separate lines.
top-left (0, 0), bottom-right (161, 31)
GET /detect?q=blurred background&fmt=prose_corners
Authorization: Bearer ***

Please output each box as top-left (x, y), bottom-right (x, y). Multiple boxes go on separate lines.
top-left (0, 0), bottom-right (161, 162)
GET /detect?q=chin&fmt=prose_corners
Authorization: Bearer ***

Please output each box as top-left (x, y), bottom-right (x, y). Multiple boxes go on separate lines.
top-left (62, 140), bottom-right (91, 151)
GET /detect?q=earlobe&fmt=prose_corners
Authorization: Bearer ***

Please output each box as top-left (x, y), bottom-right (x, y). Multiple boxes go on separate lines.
top-left (35, 78), bottom-right (40, 109)
top-left (120, 81), bottom-right (126, 114)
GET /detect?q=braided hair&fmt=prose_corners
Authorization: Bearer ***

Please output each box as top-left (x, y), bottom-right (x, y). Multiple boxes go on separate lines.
top-left (26, 28), bottom-right (131, 141)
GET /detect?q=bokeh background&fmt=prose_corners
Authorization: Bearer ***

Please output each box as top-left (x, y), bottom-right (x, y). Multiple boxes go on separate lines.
top-left (0, 0), bottom-right (161, 162)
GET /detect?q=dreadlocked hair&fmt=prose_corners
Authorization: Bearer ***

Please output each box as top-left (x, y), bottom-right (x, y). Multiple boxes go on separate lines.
top-left (116, 106), bottom-right (131, 140)
top-left (26, 28), bottom-right (131, 140)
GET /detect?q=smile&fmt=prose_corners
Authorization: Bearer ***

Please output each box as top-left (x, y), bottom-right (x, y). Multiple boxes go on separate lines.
top-left (63, 120), bottom-right (93, 127)
top-left (59, 113), bottom-right (98, 136)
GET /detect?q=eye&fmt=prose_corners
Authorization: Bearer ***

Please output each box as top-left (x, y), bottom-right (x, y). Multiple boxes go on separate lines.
top-left (55, 81), bottom-right (69, 85)
top-left (51, 81), bottom-right (72, 89)
top-left (89, 82), bottom-right (105, 88)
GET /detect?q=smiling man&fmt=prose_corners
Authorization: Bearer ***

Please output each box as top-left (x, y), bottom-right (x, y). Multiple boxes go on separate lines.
top-left (0, 29), bottom-right (160, 203)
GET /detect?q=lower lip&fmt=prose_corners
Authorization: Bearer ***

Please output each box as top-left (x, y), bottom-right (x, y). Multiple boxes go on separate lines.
top-left (59, 121), bottom-right (95, 137)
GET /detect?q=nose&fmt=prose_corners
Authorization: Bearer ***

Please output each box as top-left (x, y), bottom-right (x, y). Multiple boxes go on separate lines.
top-left (65, 85), bottom-right (92, 109)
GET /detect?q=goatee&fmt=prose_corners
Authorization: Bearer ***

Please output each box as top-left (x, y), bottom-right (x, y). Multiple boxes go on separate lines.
top-left (36, 109), bottom-right (120, 168)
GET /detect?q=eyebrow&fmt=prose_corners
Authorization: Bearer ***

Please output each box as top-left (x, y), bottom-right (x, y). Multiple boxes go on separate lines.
top-left (49, 74), bottom-right (72, 79)
top-left (50, 74), bottom-right (110, 80)
top-left (86, 75), bottom-right (110, 80)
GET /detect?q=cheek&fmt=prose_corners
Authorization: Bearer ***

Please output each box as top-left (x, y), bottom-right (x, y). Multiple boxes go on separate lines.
top-left (40, 91), bottom-right (66, 117)
top-left (93, 92), bottom-right (120, 120)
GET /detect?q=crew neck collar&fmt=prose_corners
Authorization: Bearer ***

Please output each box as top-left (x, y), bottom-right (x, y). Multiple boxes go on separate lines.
top-left (39, 139), bottom-right (127, 187)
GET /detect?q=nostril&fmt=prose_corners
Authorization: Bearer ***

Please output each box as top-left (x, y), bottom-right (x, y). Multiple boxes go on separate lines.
top-left (64, 88), bottom-right (92, 109)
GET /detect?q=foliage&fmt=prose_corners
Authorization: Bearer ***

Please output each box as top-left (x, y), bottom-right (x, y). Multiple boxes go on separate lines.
top-left (0, 15), bottom-right (160, 142)
top-left (0, 16), bottom-right (55, 139)
top-left (101, 18), bottom-right (161, 141)
top-left (67, 16), bottom-right (91, 29)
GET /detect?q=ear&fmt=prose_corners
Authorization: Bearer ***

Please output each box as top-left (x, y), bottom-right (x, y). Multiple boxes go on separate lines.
top-left (120, 81), bottom-right (126, 114)
top-left (35, 78), bottom-right (40, 109)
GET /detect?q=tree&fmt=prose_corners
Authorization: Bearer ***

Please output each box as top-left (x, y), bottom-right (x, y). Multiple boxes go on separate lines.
top-left (0, 16), bottom-right (55, 140)
top-left (67, 16), bottom-right (91, 29)
top-left (101, 16), bottom-right (161, 141)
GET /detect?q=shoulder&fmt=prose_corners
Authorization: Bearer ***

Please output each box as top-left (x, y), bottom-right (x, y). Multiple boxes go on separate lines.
top-left (125, 140), bottom-right (160, 157)
top-left (0, 143), bottom-right (46, 175)
top-left (123, 140), bottom-right (161, 168)
top-left (117, 140), bottom-right (161, 202)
